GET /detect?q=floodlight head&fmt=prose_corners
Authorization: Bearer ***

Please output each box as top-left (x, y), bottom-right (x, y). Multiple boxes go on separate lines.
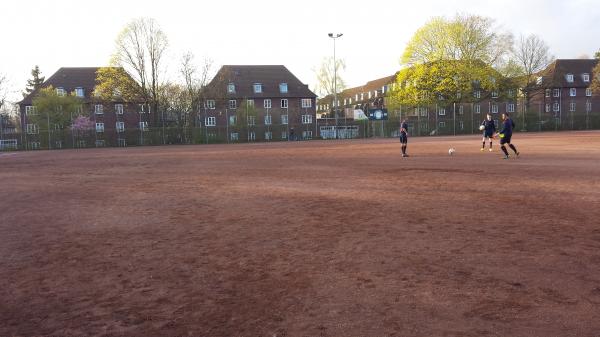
top-left (338, 33), bottom-right (343, 38)
top-left (328, 33), bottom-right (333, 37)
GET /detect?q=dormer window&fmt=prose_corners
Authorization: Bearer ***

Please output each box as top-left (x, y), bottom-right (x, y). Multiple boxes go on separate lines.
top-left (536, 77), bottom-right (543, 85)
top-left (279, 83), bottom-right (288, 93)
top-left (253, 83), bottom-right (262, 94)
top-left (227, 83), bottom-right (235, 94)
top-left (56, 87), bottom-right (65, 96)
top-left (566, 74), bottom-right (574, 82)
top-left (583, 73), bottom-right (590, 82)
top-left (75, 87), bottom-right (84, 97)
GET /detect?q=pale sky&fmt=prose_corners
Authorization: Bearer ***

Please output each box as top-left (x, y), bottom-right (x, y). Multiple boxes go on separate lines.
top-left (1, 0), bottom-right (599, 103)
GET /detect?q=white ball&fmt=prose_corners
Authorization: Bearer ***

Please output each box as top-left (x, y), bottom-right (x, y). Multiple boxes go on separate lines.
top-left (448, 148), bottom-right (456, 155)
top-left (479, 125), bottom-right (485, 131)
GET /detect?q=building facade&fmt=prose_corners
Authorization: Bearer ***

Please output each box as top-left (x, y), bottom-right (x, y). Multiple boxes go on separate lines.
top-left (18, 67), bottom-right (147, 149)
top-left (202, 65), bottom-right (317, 142)
top-left (529, 59), bottom-right (599, 131)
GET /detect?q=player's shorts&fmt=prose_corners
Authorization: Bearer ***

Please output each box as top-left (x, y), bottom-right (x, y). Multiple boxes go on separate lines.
top-left (483, 131), bottom-right (494, 138)
top-left (399, 133), bottom-right (408, 144)
top-left (500, 134), bottom-right (511, 144)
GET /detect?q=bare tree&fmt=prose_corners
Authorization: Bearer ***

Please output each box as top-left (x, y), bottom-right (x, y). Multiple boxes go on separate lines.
top-left (314, 56), bottom-right (346, 98)
top-left (0, 73), bottom-right (7, 110)
top-left (513, 34), bottom-right (553, 127)
top-left (113, 17), bottom-right (168, 116)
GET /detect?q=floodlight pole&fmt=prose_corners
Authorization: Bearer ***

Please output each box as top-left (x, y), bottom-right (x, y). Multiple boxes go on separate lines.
top-left (328, 33), bottom-right (343, 139)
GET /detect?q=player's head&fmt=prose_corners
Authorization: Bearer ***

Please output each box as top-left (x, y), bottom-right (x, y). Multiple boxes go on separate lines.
top-left (486, 113), bottom-right (492, 120)
top-left (502, 112), bottom-right (509, 120)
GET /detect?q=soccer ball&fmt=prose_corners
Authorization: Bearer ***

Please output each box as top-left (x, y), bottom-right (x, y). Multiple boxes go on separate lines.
top-left (448, 148), bottom-right (456, 156)
top-left (479, 125), bottom-right (485, 131)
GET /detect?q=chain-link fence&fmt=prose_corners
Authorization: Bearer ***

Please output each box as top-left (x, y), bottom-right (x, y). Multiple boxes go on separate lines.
top-left (3, 104), bottom-right (599, 150)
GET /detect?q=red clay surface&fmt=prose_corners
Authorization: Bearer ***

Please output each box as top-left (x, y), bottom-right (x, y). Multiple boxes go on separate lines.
top-left (1, 131), bottom-right (600, 337)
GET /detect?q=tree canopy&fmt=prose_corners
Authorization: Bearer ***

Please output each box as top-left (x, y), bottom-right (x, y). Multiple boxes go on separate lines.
top-left (31, 86), bottom-right (83, 128)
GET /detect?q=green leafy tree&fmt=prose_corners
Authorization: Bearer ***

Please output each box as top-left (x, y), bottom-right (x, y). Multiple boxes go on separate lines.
top-left (401, 14), bottom-right (512, 67)
top-left (31, 86), bottom-right (83, 129)
top-left (594, 50), bottom-right (600, 59)
top-left (94, 66), bottom-right (141, 103)
top-left (23, 65), bottom-right (45, 98)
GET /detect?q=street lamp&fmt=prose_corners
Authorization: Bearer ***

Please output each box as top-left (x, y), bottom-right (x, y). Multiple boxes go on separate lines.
top-left (328, 32), bottom-right (343, 138)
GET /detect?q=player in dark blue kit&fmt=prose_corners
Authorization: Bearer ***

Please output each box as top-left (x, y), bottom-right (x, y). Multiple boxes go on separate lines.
top-left (496, 112), bottom-right (520, 159)
top-left (480, 114), bottom-right (496, 152)
top-left (399, 119), bottom-right (409, 157)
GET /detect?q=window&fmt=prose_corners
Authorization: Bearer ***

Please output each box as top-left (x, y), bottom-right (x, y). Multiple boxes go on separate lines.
top-left (229, 115), bottom-right (236, 125)
top-left (570, 88), bottom-right (576, 97)
top-left (368, 92), bottom-right (372, 99)
top-left (56, 87), bottom-right (65, 96)
top-left (586, 88), bottom-right (592, 97)
top-left (229, 100), bottom-right (237, 109)
top-left (545, 104), bottom-right (550, 113)
top-left (265, 131), bottom-right (272, 140)
top-left (95, 104), bottom-right (103, 114)
top-left (583, 73), bottom-right (590, 82)
top-left (474, 104), bottom-right (481, 114)
top-left (205, 117), bottom-right (216, 126)
top-left (248, 116), bottom-right (256, 126)
top-left (279, 83), bottom-right (288, 93)
top-left (439, 121), bottom-right (446, 128)
top-left (29, 141), bottom-right (40, 149)
top-left (474, 90), bottom-right (481, 99)
top-left (264, 115), bottom-right (272, 125)
top-left (118, 138), bottom-right (126, 147)
top-left (491, 91), bottom-right (498, 98)
top-left (246, 99), bottom-right (254, 108)
top-left (566, 74), bottom-right (574, 82)
top-left (302, 131), bottom-right (313, 139)
top-left (281, 114), bottom-right (288, 125)
top-left (227, 83), bottom-right (235, 93)
top-left (25, 106), bottom-right (37, 115)
top-left (264, 99), bottom-right (271, 109)
top-left (536, 77), bottom-right (543, 85)
top-left (301, 99), bottom-right (312, 108)
top-left (545, 89), bottom-right (551, 98)
top-left (553, 89), bottom-right (560, 97)
top-left (248, 131), bottom-right (256, 141)
top-left (458, 105), bottom-right (464, 115)
top-left (459, 121), bottom-right (464, 130)
top-left (587, 101), bottom-right (592, 112)
top-left (281, 99), bottom-right (288, 108)
top-left (95, 122), bottom-right (104, 133)
top-left (491, 104), bottom-right (498, 114)
top-left (115, 104), bottom-right (124, 114)
top-left (343, 98), bottom-right (347, 106)
top-left (438, 107), bottom-right (446, 115)
top-left (26, 124), bottom-right (38, 134)
top-left (508, 89), bottom-right (515, 97)
top-left (420, 107), bottom-right (428, 116)
top-left (139, 121), bottom-right (148, 131)
top-left (95, 140), bottom-right (105, 147)
top-left (139, 104), bottom-right (149, 113)
top-left (116, 121), bottom-right (125, 132)
top-left (570, 102), bottom-right (576, 112)
top-left (253, 83), bottom-right (262, 93)
top-left (281, 131), bottom-right (287, 139)
top-left (75, 87), bottom-right (84, 97)
top-left (206, 100), bottom-right (215, 109)
top-left (360, 93), bottom-right (364, 100)
top-left (553, 102), bottom-right (560, 112)
top-left (302, 114), bottom-right (313, 124)
top-left (355, 94), bottom-right (359, 101)
top-left (230, 132), bottom-right (239, 141)
top-left (507, 103), bottom-right (515, 113)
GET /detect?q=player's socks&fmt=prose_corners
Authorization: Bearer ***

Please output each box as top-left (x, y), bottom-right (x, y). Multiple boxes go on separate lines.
top-left (509, 144), bottom-right (518, 154)
top-left (501, 145), bottom-right (509, 157)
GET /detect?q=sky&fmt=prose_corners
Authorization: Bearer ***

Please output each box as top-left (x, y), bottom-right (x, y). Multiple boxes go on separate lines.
top-left (1, 0), bottom-right (599, 103)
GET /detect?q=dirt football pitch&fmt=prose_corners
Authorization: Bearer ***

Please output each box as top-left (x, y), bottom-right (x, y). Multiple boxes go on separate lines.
top-left (2, 131), bottom-right (600, 337)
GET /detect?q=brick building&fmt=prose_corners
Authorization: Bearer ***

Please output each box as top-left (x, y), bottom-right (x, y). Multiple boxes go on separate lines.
top-left (202, 65), bottom-right (317, 141)
top-left (18, 67), bottom-right (146, 149)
